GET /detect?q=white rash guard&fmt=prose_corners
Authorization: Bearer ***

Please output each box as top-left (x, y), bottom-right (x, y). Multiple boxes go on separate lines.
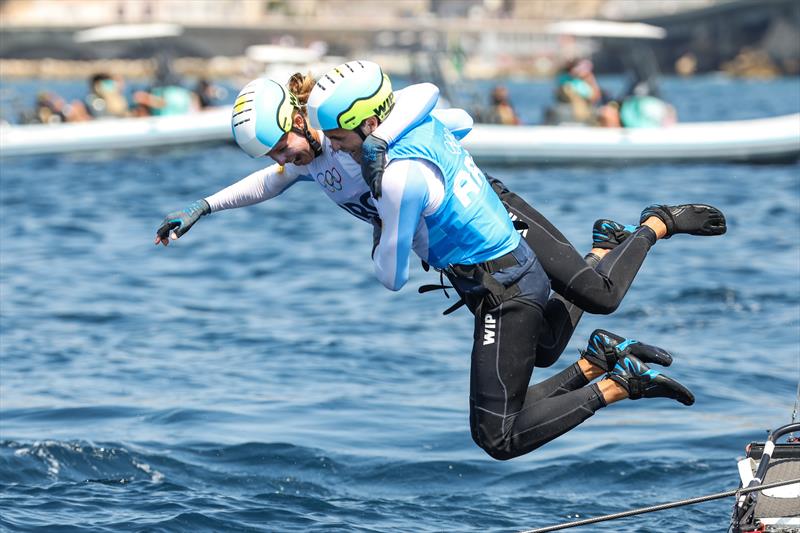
top-left (204, 83), bottom-right (475, 286)
top-left (205, 83), bottom-right (474, 218)
top-left (205, 84), bottom-right (458, 223)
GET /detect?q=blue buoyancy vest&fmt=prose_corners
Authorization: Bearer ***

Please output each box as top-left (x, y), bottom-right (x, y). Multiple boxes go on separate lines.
top-left (387, 117), bottom-right (519, 268)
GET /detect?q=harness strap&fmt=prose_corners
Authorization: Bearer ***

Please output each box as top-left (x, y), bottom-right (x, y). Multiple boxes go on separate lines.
top-left (443, 299), bottom-right (466, 315)
top-left (418, 249), bottom-right (523, 316)
top-left (418, 284), bottom-right (453, 294)
top-left (419, 270), bottom-right (463, 314)
top-left (482, 251), bottom-right (519, 272)
top-left (449, 250), bottom-right (522, 312)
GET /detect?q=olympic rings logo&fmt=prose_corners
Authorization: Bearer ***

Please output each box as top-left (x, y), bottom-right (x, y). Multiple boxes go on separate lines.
top-left (316, 167), bottom-right (343, 192)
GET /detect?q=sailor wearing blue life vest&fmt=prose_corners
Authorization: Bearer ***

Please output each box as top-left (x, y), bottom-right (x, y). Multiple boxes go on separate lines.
top-left (305, 61), bottom-right (727, 459)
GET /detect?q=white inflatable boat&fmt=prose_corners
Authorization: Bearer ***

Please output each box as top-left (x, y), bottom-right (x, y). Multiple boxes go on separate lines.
top-left (1, 109), bottom-right (798, 165)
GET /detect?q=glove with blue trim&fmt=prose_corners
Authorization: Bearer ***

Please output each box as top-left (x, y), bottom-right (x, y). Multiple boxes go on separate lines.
top-left (154, 199), bottom-right (210, 245)
top-left (360, 133), bottom-right (388, 199)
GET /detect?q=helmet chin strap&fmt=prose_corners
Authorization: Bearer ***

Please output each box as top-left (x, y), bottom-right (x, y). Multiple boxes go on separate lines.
top-left (292, 115), bottom-right (322, 157)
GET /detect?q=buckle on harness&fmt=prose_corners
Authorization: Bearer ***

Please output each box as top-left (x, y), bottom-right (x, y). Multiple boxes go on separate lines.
top-left (448, 251), bottom-right (521, 312)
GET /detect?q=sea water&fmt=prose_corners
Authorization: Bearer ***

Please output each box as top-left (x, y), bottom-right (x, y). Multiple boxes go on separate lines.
top-left (1, 76), bottom-right (799, 532)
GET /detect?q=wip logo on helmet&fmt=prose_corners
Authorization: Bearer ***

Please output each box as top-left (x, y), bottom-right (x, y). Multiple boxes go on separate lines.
top-left (373, 91), bottom-right (395, 121)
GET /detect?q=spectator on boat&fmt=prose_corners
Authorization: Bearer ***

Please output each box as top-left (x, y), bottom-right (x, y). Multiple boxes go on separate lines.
top-left (33, 92), bottom-right (67, 124)
top-left (194, 78), bottom-right (226, 109)
top-left (156, 62), bottom-right (726, 460)
top-left (596, 95), bottom-right (677, 128)
top-left (133, 57), bottom-right (198, 116)
top-left (596, 68), bottom-right (676, 128)
top-left (485, 85), bottom-right (522, 125)
top-left (85, 73), bottom-right (130, 119)
top-left (544, 58), bottom-right (603, 125)
top-left (133, 84), bottom-right (197, 116)
top-left (30, 91), bottom-right (90, 124)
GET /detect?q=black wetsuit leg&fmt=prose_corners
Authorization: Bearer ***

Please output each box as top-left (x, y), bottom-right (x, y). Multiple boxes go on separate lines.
top-left (461, 177), bottom-right (661, 459)
top-left (532, 254), bottom-right (600, 368)
top-left (493, 177), bottom-right (600, 367)
top-left (456, 240), bottom-right (607, 460)
top-left (535, 296), bottom-right (583, 368)
top-left (470, 296), bottom-right (607, 460)
top-left (489, 176), bottom-right (657, 315)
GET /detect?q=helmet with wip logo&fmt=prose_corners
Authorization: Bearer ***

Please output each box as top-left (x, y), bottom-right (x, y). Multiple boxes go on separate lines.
top-left (307, 60), bottom-right (394, 131)
top-left (231, 78), bottom-right (298, 158)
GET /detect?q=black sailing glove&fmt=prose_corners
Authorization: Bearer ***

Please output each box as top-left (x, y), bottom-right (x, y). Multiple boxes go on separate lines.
top-left (155, 199), bottom-right (211, 241)
top-left (360, 133), bottom-right (388, 199)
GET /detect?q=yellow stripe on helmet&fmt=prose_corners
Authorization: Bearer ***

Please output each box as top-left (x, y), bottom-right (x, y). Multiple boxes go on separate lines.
top-left (233, 94), bottom-right (251, 115)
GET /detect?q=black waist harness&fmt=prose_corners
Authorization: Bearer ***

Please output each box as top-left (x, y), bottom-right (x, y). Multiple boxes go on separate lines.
top-left (448, 251), bottom-right (522, 312)
top-left (420, 248), bottom-right (526, 315)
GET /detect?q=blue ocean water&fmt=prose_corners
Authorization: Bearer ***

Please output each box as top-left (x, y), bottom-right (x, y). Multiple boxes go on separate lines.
top-left (1, 76), bottom-right (799, 532)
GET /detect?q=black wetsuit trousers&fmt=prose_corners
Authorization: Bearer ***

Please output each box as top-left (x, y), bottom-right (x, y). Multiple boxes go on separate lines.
top-left (465, 177), bottom-right (658, 460)
top-left (490, 176), bottom-right (655, 367)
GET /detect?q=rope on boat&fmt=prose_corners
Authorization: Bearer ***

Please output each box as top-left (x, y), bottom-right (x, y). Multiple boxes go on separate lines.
top-left (518, 477), bottom-right (800, 533)
top-left (792, 360), bottom-right (800, 425)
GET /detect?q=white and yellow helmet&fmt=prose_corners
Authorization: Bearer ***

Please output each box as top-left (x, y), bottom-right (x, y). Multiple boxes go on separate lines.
top-left (231, 78), bottom-right (297, 158)
top-left (307, 60), bottom-right (394, 131)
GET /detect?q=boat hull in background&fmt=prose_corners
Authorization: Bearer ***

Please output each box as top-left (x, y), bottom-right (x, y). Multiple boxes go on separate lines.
top-left (0, 107), bottom-right (232, 158)
top-left (463, 113), bottom-right (800, 165)
top-left (1, 109), bottom-right (798, 164)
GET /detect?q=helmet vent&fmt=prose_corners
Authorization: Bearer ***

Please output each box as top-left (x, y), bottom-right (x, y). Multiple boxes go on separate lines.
top-left (233, 118), bottom-right (251, 127)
